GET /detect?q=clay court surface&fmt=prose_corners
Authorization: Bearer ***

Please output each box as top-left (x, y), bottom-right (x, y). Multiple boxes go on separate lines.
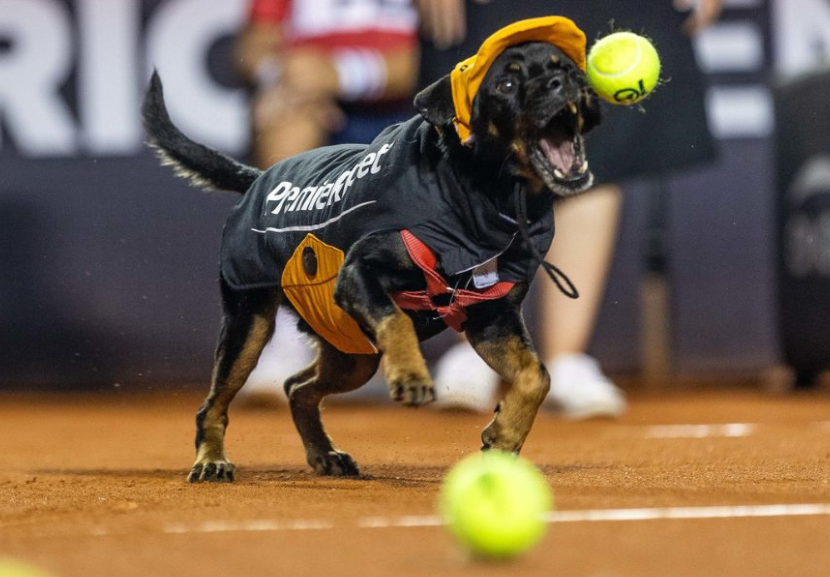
top-left (2, 386), bottom-right (830, 576)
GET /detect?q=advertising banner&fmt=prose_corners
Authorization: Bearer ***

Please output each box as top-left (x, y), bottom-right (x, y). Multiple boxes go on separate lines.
top-left (0, 0), bottom-right (249, 387)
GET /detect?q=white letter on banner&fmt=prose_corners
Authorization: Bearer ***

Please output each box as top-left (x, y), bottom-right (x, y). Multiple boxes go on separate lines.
top-left (146, 0), bottom-right (247, 154)
top-left (0, 0), bottom-right (77, 156)
top-left (78, 0), bottom-right (141, 154)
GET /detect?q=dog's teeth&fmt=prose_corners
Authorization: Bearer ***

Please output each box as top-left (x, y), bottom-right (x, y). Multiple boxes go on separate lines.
top-left (554, 169), bottom-right (566, 179)
top-left (577, 114), bottom-right (584, 131)
top-left (578, 161), bottom-right (589, 174)
top-left (568, 101), bottom-right (577, 114)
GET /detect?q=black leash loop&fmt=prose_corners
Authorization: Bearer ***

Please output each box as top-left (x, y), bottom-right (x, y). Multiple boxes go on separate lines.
top-left (513, 183), bottom-right (580, 299)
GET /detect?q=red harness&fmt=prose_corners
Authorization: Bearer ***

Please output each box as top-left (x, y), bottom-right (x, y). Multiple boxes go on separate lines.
top-left (390, 230), bottom-right (515, 331)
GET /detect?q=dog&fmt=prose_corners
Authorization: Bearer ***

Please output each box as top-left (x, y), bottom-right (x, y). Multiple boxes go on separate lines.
top-left (142, 17), bottom-right (602, 482)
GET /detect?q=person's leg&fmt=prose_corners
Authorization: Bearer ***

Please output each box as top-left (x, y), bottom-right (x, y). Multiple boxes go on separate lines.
top-left (252, 92), bottom-right (337, 167)
top-left (541, 183), bottom-right (627, 418)
top-left (542, 184), bottom-right (622, 356)
top-left (254, 112), bottom-right (328, 167)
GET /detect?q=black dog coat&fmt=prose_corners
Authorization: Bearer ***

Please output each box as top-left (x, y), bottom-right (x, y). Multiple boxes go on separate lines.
top-left (221, 115), bottom-right (554, 353)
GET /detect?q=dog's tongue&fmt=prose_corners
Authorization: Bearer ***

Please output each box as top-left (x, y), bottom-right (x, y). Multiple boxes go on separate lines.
top-left (540, 137), bottom-right (575, 175)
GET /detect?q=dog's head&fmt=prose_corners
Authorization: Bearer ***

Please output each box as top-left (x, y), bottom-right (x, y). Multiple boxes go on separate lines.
top-left (415, 22), bottom-right (602, 197)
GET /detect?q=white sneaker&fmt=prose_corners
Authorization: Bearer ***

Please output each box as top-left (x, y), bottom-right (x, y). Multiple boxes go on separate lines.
top-left (237, 308), bottom-right (316, 407)
top-left (432, 341), bottom-right (499, 413)
top-left (545, 353), bottom-right (626, 419)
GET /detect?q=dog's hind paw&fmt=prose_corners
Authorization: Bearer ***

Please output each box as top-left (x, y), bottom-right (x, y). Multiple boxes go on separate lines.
top-left (307, 449), bottom-right (360, 476)
top-left (187, 460), bottom-right (236, 483)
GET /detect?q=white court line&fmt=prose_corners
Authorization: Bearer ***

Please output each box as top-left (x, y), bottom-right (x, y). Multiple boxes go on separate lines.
top-left (159, 504), bottom-right (830, 535)
top-left (643, 423), bottom-right (757, 439)
top-left (544, 503), bottom-right (830, 523)
top-left (164, 519), bottom-right (334, 534)
top-left (357, 515), bottom-right (444, 529)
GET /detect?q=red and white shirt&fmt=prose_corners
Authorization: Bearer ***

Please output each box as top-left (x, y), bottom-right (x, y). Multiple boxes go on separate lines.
top-left (249, 0), bottom-right (417, 51)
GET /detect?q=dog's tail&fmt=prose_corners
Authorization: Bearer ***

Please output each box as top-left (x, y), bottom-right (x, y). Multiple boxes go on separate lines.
top-left (142, 71), bottom-right (262, 193)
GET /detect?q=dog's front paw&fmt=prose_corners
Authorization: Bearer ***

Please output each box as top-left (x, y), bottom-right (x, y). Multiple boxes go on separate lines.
top-left (388, 373), bottom-right (435, 407)
top-left (480, 417), bottom-right (523, 453)
top-left (307, 448), bottom-right (360, 476)
top-left (481, 420), bottom-right (498, 450)
top-left (187, 459), bottom-right (236, 483)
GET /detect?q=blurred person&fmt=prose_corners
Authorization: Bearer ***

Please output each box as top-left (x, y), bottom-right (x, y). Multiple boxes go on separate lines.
top-left (235, 0), bottom-right (419, 404)
top-left (236, 0), bottom-right (419, 165)
top-left (418, 0), bottom-right (720, 418)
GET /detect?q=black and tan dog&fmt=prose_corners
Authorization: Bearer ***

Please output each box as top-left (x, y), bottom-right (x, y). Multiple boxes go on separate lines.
top-left (142, 17), bottom-right (602, 482)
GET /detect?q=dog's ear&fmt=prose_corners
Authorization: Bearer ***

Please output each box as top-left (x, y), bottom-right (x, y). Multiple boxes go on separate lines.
top-left (414, 75), bottom-right (456, 126)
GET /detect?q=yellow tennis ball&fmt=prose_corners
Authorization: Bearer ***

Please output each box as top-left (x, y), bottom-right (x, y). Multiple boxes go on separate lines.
top-left (0, 559), bottom-right (54, 577)
top-left (587, 31), bottom-right (661, 105)
top-left (439, 451), bottom-right (552, 559)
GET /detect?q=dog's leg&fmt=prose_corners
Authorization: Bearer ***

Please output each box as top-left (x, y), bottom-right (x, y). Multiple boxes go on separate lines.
top-left (285, 339), bottom-right (380, 476)
top-left (188, 283), bottom-right (280, 483)
top-left (464, 286), bottom-right (550, 453)
top-left (374, 311), bottom-right (435, 406)
top-left (336, 239), bottom-right (435, 407)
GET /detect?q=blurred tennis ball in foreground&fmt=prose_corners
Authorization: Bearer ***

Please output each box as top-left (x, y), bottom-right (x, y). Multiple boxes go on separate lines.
top-left (439, 451), bottom-right (552, 559)
top-left (587, 31), bottom-right (661, 105)
top-left (0, 559), bottom-right (55, 577)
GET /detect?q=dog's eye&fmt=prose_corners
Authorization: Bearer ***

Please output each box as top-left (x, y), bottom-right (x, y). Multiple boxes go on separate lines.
top-left (496, 79), bottom-right (516, 94)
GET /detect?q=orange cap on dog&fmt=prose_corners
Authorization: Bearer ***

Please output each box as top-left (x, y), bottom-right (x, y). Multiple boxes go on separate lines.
top-left (450, 16), bottom-right (587, 144)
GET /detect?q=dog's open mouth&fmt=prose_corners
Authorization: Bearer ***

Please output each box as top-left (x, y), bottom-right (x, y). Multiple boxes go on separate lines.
top-left (530, 101), bottom-right (592, 194)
